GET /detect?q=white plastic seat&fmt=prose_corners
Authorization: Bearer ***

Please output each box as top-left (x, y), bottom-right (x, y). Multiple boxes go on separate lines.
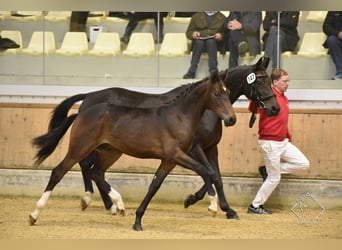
top-left (55, 32), bottom-right (88, 56)
top-left (0, 30), bottom-right (23, 55)
top-left (159, 33), bottom-right (188, 57)
top-left (168, 16), bottom-right (191, 24)
top-left (22, 31), bottom-right (56, 55)
top-left (306, 11), bottom-right (327, 23)
top-left (45, 11), bottom-right (71, 22)
top-left (10, 11), bottom-right (43, 22)
top-left (122, 33), bottom-right (155, 57)
top-left (0, 11), bottom-right (11, 21)
top-left (297, 32), bottom-right (328, 58)
top-left (88, 32), bottom-right (121, 56)
top-left (87, 11), bottom-right (106, 23)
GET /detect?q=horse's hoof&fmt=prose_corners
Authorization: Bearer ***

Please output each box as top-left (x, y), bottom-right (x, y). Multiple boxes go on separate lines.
top-left (227, 213), bottom-right (240, 220)
top-left (133, 224), bottom-right (143, 231)
top-left (184, 194), bottom-right (195, 208)
top-left (208, 208), bottom-right (217, 217)
top-left (29, 214), bottom-right (37, 225)
top-left (118, 209), bottom-right (125, 217)
top-left (80, 198), bottom-right (88, 211)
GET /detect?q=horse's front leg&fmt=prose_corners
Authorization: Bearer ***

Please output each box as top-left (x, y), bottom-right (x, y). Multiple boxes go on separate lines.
top-left (133, 160), bottom-right (176, 231)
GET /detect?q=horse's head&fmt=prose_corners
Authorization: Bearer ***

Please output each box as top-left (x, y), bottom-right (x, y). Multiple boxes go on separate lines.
top-left (207, 70), bottom-right (236, 127)
top-left (224, 57), bottom-right (280, 116)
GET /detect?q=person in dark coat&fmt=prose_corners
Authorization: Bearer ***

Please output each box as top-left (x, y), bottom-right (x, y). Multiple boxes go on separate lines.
top-left (322, 11), bottom-right (342, 80)
top-left (262, 11), bottom-right (300, 70)
top-left (120, 12), bottom-right (168, 44)
top-left (183, 11), bottom-right (226, 79)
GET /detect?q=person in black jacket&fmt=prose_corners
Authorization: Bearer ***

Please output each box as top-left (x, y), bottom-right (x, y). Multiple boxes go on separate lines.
top-left (262, 11), bottom-right (300, 70)
top-left (223, 11), bottom-right (262, 68)
top-left (120, 12), bottom-right (168, 44)
top-left (323, 11), bottom-right (342, 80)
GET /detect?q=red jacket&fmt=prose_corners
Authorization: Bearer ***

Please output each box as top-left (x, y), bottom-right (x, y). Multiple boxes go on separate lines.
top-left (248, 87), bottom-right (292, 142)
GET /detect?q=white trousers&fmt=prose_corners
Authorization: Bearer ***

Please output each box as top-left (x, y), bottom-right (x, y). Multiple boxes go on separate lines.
top-left (252, 138), bottom-right (310, 207)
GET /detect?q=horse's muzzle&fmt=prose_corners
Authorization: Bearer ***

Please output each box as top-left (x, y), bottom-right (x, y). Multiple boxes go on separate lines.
top-left (223, 116), bottom-right (237, 127)
top-left (266, 106), bottom-right (280, 116)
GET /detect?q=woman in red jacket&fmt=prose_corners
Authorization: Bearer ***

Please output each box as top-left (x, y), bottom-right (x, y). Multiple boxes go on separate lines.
top-left (247, 68), bottom-right (310, 214)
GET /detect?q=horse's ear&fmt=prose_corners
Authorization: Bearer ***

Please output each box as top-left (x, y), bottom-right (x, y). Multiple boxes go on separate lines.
top-left (218, 69), bottom-right (228, 81)
top-left (255, 56), bottom-right (270, 70)
top-left (210, 69), bottom-right (219, 82)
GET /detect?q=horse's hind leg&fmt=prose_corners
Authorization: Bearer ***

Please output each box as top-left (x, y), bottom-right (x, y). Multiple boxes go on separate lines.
top-left (90, 147), bottom-right (124, 215)
top-left (206, 146), bottom-right (239, 219)
top-left (80, 152), bottom-right (96, 210)
top-left (184, 145), bottom-right (218, 216)
top-left (29, 157), bottom-right (78, 225)
top-left (79, 151), bottom-right (114, 211)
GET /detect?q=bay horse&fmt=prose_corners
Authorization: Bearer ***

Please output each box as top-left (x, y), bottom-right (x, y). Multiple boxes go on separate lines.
top-left (35, 56), bottom-right (279, 220)
top-left (29, 70), bottom-right (236, 231)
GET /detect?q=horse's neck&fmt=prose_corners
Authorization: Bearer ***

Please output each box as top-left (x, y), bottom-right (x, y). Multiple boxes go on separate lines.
top-left (171, 82), bottom-right (208, 124)
top-left (226, 79), bottom-right (243, 104)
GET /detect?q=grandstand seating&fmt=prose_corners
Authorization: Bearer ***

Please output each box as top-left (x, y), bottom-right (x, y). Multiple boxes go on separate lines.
top-left (0, 30), bottom-right (22, 54)
top-left (22, 31), bottom-right (56, 55)
top-left (159, 33), bottom-right (188, 57)
top-left (9, 11), bottom-right (43, 22)
top-left (0, 11), bottom-right (11, 21)
top-left (87, 11), bottom-right (106, 24)
top-left (0, 11), bottom-right (339, 84)
top-left (297, 32), bottom-right (328, 58)
top-left (306, 11), bottom-right (327, 23)
top-left (45, 11), bottom-right (71, 22)
top-left (122, 32), bottom-right (155, 57)
top-left (55, 32), bottom-right (88, 56)
top-left (88, 32), bottom-right (121, 56)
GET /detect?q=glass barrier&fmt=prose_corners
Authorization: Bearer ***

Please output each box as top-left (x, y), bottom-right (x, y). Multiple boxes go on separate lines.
top-left (0, 11), bottom-right (333, 88)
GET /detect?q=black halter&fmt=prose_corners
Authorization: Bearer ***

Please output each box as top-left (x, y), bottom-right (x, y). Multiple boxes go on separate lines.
top-left (246, 71), bottom-right (276, 128)
top-left (249, 71), bottom-right (276, 109)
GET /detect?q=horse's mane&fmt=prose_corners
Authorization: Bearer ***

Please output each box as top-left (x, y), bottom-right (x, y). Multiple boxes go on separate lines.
top-left (164, 77), bottom-right (208, 105)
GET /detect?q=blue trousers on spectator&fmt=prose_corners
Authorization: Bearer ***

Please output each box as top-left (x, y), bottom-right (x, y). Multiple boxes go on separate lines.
top-left (187, 38), bottom-right (219, 75)
top-left (264, 26), bottom-right (288, 70)
top-left (326, 35), bottom-right (342, 74)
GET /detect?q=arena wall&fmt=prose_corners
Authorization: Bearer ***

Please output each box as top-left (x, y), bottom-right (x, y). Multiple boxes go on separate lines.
top-left (0, 103), bottom-right (341, 180)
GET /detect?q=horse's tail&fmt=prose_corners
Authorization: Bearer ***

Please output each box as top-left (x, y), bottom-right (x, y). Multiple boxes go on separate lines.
top-left (32, 113), bottom-right (78, 166)
top-left (48, 93), bottom-right (87, 131)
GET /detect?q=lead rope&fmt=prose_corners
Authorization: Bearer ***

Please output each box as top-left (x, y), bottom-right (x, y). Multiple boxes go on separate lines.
top-left (249, 103), bottom-right (257, 128)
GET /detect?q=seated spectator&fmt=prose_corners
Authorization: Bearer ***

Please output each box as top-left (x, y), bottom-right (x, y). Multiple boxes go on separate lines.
top-left (183, 11), bottom-right (225, 79)
top-left (174, 12), bottom-right (196, 17)
top-left (69, 11), bottom-right (89, 32)
top-left (322, 11), bottom-right (342, 80)
top-left (262, 11), bottom-right (300, 70)
top-left (0, 35), bottom-right (20, 51)
top-left (120, 12), bottom-right (168, 44)
top-left (223, 11), bottom-right (262, 68)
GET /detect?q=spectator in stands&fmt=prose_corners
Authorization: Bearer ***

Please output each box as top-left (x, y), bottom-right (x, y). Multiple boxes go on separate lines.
top-left (322, 11), bottom-right (342, 80)
top-left (174, 12), bottom-right (196, 17)
top-left (247, 68), bottom-right (310, 215)
top-left (223, 11), bottom-right (262, 68)
top-left (0, 35), bottom-right (20, 51)
top-left (183, 11), bottom-right (226, 79)
top-left (120, 12), bottom-right (168, 44)
top-left (262, 11), bottom-right (300, 70)
top-left (69, 11), bottom-right (89, 32)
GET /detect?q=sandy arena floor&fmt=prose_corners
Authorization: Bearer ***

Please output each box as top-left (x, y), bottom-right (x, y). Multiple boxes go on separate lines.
top-left (0, 195), bottom-right (341, 239)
